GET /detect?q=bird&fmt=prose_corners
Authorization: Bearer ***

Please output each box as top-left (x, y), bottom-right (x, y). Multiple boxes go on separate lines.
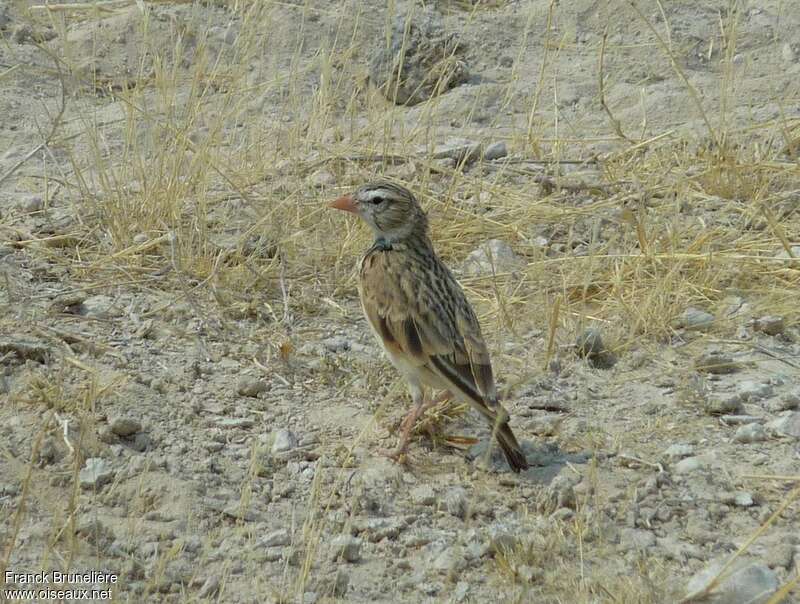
top-left (328, 180), bottom-right (529, 472)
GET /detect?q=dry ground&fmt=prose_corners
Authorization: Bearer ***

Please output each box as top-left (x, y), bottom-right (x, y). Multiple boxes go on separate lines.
top-left (1, 1), bottom-right (799, 603)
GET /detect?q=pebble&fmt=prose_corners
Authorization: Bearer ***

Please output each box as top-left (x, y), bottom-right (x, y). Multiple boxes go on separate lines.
top-left (331, 535), bottom-right (362, 562)
top-left (705, 397), bottom-right (743, 415)
top-left (444, 487), bottom-right (468, 519)
top-left (322, 336), bottom-right (351, 353)
top-left (487, 523), bottom-right (520, 555)
top-left (673, 456), bottom-right (708, 474)
top-left (734, 492), bottom-right (754, 507)
top-left (733, 423), bottom-right (768, 444)
top-left (80, 295), bottom-right (120, 319)
top-left (767, 412), bottom-right (800, 439)
top-left (462, 239), bottom-right (523, 276)
top-left (432, 546), bottom-right (465, 572)
top-left (678, 307), bottom-right (715, 331)
top-left (619, 528), bottom-right (656, 551)
top-left (236, 376), bottom-right (269, 397)
top-left (307, 169), bottom-right (336, 188)
top-left (197, 575), bottom-right (220, 598)
top-left (774, 245), bottom-right (800, 259)
top-left (261, 529), bottom-right (291, 547)
top-left (574, 328), bottom-right (617, 368)
top-left (663, 443), bottom-right (694, 459)
top-left (109, 416), bottom-right (142, 437)
top-left (484, 141), bottom-right (508, 160)
top-left (686, 560), bottom-right (778, 603)
top-left (735, 380), bottom-right (774, 403)
top-left (694, 350), bottom-right (739, 374)
top-left (21, 195), bottom-right (44, 213)
top-left (753, 315), bottom-right (784, 336)
top-left (79, 458), bottom-right (114, 489)
top-left (410, 484), bottom-right (436, 506)
top-left (432, 139), bottom-right (483, 165)
top-left (272, 429), bottom-right (298, 453)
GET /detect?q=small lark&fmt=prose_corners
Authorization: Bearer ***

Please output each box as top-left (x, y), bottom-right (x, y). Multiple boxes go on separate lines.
top-left (329, 181), bottom-right (528, 472)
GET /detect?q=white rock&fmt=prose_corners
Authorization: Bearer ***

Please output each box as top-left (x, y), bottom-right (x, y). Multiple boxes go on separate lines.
top-left (678, 307), bottom-right (714, 331)
top-left (331, 535), bottom-right (362, 562)
top-left (80, 295), bottom-right (120, 319)
top-left (774, 245), bottom-right (800, 259)
top-left (663, 444), bottom-right (694, 459)
top-left (734, 492), bottom-right (754, 507)
top-left (767, 412), bottom-right (800, 439)
top-left (735, 381), bottom-right (774, 403)
top-left (261, 529), bottom-right (291, 547)
top-left (410, 484), bottom-right (436, 506)
top-left (484, 141), bottom-right (508, 160)
top-left (686, 560), bottom-right (778, 603)
top-left (733, 423), bottom-right (768, 444)
top-left (462, 239), bottom-right (523, 276)
top-left (673, 456), bottom-right (708, 474)
top-left (307, 169), bottom-right (336, 188)
top-left (79, 458), bottom-right (114, 489)
top-left (272, 429), bottom-right (298, 453)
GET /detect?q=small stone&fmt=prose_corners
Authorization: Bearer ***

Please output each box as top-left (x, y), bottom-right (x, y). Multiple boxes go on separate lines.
top-left (331, 535), bottom-right (362, 562)
top-left (678, 307), bottom-right (715, 331)
top-left (705, 397), bottom-right (743, 415)
top-left (686, 560), bottom-right (778, 603)
top-left (432, 139), bottom-right (483, 165)
top-left (432, 546), bottom-right (465, 572)
top-left (215, 417), bottom-right (255, 429)
top-left (765, 543), bottom-right (794, 570)
top-left (303, 592), bottom-right (318, 604)
top-left (79, 458), bottom-right (114, 489)
top-left (237, 376), bottom-right (269, 397)
top-left (619, 528), bottom-right (656, 551)
top-left (753, 315), bottom-right (784, 336)
top-left (484, 141), bottom-right (508, 161)
top-left (734, 492), bottom-right (754, 507)
top-left (80, 295), bottom-right (119, 319)
top-left (21, 195), bottom-right (44, 212)
top-left (733, 423), bottom-right (768, 444)
top-left (197, 575), bottom-right (220, 598)
top-left (462, 239), bottom-right (523, 276)
top-left (487, 523), bottom-right (520, 555)
top-left (782, 42), bottom-right (797, 62)
top-left (694, 350), bottom-right (739, 374)
top-left (663, 443), bottom-right (694, 459)
top-left (444, 487), bottom-right (468, 519)
top-left (133, 233), bottom-right (149, 245)
top-left (775, 245), bottom-right (800, 259)
top-left (410, 484), bottom-right (436, 506)
top-left (673, 456), bottom-right (706, 474)
top-left (453, 581), bottom-right (470, 602)
top-left (778, 390), bottom-right (800, 410)
top-left (307, 169), bottom-right (336, 188)
top-left (331, 569), bottom-right (349, 597)
top-left (574, 329), bottom-right (617, 368)
top-left (736, 381), bottom-right (774, 403)
top-left (261, 529), bottom-right (291, 547)
top-left (322, 336), bottom-right (351, 353)
top-left (768, 412), bottom-right (800, 439)
top-left (109, 416), bottom-right (142, 437)
top-left (272, 429), bottom-right (298, 453)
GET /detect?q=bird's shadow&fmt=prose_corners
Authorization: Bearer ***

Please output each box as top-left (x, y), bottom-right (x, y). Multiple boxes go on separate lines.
top-left (466, 439), bottom-right (591, 484)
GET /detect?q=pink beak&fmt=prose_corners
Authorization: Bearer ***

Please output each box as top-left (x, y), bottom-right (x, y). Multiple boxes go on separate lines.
top-left (329, 194), bottom-right (358, 214)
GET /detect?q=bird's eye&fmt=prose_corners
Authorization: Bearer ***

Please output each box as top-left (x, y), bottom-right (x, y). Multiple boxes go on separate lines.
top-left (370, 196), bottom-right (385, 205)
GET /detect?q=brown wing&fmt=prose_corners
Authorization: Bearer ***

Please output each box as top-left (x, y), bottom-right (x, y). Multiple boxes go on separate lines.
top-left (360, 246), bottom-right (499, 411)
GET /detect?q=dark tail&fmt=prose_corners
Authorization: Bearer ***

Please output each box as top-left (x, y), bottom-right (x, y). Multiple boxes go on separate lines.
top-left (494, 420), bottom-right (529, 473)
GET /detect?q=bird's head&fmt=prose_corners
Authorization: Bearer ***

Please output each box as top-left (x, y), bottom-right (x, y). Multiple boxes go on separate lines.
top-left (328, 181), bottom-right (428, 244)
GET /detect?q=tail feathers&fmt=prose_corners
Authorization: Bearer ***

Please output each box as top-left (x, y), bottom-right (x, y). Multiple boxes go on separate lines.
top-left (493, 420), bottom-right (529, 473)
